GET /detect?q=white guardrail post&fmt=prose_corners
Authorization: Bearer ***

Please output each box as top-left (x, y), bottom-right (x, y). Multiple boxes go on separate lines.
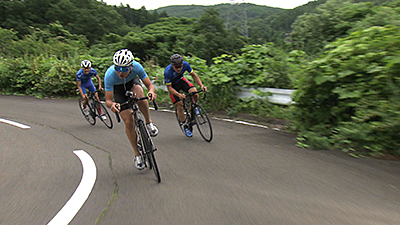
top-left (235, 87), bottom-right (295, 106)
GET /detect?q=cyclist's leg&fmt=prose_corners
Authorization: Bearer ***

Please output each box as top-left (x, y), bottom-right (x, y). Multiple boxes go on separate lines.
top-left (181, 77), bottom-right (198, 113)
top-left (131, 77), bottom-right (153, 124)
top-left (80, 82), bottom-right (90, 106)
top-left (170, 82), bottom-right (185, 123)
top-left (174, 101), bottom-right (185, 123)
top-left (114, 83), bottom-right (141, 157)
top-left (120, 109), bottom-right (140, 156)
top-left (86, 81), bottom-right (103, 114)
top-left (183, 77), bottom-right (198, 102)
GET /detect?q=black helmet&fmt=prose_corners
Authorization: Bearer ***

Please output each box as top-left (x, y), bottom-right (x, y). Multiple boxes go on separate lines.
top-left (170, 54), bottom-right (183, 65)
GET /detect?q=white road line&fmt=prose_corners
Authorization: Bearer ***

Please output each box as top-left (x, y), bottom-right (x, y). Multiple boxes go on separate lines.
top-left (216, 118), bottom-right (270, 129)
top-left (48, 150), bottom-right (97, 225)
top-left (0, 118), bottom-right (30, 129)
top-left (151, 108), bottom-right (272, 130)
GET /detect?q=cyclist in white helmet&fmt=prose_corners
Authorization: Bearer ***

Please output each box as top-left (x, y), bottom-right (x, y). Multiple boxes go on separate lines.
top-left (76, 60), bottom-right (106, 120)
top-left (104, 49), bottom-right (158, 170)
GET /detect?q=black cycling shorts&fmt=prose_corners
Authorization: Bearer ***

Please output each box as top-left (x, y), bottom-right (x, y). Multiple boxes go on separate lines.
top-left (113, 76), bottom-right (142, 112)
top-left (170, 77), bottom-right (195, 104)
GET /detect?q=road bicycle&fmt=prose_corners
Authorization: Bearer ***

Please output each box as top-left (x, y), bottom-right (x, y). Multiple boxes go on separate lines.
top-left (78, 90), bottom-right (113, 129)
top-left (175, 90), bottom-right (213, 142)
top-left (115, 91), bottom-right (161, 183)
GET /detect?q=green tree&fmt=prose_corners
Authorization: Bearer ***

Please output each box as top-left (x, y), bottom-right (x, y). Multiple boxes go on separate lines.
top-left (193, 8), bottom-right (246, 64)
top-left (290, 0), bottom-right (374, 55)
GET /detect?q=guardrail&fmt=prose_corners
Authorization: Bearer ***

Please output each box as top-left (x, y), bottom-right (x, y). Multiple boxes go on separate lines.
top-left (154, 83), bottom-right (295, 106)
top-left (235, 87), bottom-right (295, 105)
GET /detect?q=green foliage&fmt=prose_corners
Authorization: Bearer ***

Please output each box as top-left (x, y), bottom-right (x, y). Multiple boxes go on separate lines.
top-left (2, 0), bottom-right (400, 158)
top-left (0, 56), bottom-right (76, 98)
top-left (293, 25), bottom-right (400, 156)
top-left (290, 0), bottom-right (397, 55)
top-left (208, 44), bottom-right (303, 89)
top-left (0, 28), bottom-right (18, 57)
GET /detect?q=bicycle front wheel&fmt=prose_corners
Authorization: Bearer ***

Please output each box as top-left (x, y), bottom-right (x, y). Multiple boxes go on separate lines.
top-left (138, 120), bottom-right (161, 183)
top-left (194, 105), bottom-right (213, 142)
top-left (95, 101), bottom-right (113, 129)
top-left (79, 98), bottom-right (96, 125)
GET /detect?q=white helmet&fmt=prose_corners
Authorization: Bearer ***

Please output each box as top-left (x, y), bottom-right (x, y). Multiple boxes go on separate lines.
top-left (113, 49), bottom-right (134, 67)
top-left (80, 60), bottom-right (91, 68)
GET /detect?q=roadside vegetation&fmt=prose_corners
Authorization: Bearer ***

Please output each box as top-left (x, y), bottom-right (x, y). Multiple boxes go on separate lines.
top-left (1, 0), bottom-right (399, 157)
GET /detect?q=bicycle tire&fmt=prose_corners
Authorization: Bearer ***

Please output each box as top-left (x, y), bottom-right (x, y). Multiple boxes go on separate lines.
top-left (138, 120), bottom-right (161, 183)
top-left (95, 101), bottom-right (113, 129)
top-left (194, 105), bottom-right (213, 142)
top-left (79, 98), bottom-right (96, 125)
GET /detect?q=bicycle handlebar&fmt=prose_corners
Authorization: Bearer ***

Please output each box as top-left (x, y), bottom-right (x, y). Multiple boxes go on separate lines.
top-left (125, 91), bottom-right (158, 110)
top-left (115, 111), bottom-right (121, 123)
top-left (186, 89), bottom-right (206, 100)
top-left (114, 91), bottom-right (158, 123)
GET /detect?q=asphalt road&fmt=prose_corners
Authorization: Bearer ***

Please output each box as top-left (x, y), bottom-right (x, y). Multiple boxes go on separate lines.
top-left (1, 95), bottom-right (400, 225)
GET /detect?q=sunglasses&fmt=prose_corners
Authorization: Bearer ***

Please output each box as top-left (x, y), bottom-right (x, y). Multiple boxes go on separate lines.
top-left (114, 65), bottom-right (130, 73)
top-left (173, 64), bottom-right (183, 69)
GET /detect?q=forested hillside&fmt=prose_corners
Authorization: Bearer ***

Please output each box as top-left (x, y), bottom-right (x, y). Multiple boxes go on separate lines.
top-left (1, 0), bottom-right (399, 157)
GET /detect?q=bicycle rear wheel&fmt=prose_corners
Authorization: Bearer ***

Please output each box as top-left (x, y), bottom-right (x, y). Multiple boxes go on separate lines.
top-left (95, 101), bottom-right (113, 129)
top-left (79, 98), bottom-right (96, 125)
top-left (138, 120), bottom-right (161, 183)
top-left (194, 105), bottom-right (213, 142)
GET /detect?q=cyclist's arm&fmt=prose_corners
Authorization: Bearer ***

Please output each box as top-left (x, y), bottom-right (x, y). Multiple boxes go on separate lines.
top-left (166, 84), bottom-right (185, 99)
top-left (142, 77), bottom-right (157, 100)
top-left (95, 74), bottom-right (102, 90)
top-left (189, 71), bottom-right (207, 92)
top-left (77, 81), bottom-right (86, 99)
top-left (105, 90), bottom-right (119, 113)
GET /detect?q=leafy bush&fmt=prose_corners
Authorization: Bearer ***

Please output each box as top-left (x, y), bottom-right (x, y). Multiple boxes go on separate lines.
top-left (293, 25), bottom-right (400, 156)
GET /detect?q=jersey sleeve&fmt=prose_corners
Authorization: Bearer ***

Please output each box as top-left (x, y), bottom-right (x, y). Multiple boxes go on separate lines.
top-left (164, 67), bottom-right (172, 85)
top-left (104, 67), bottom-right (114, 91)
top-left (184, 61), bottom-right (193, 74)
top-left (76, 70), bottom-right (82, 81)
top-left (92, 68), bottom-right (98, 76)
top-left (130, 61), bottom-right (147, 80)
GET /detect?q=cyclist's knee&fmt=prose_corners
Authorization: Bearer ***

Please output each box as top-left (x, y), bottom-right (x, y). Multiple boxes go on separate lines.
top-left (132, 85), bottom-right (144, 97)
top-left (175, 102), bottom-right (183, 109)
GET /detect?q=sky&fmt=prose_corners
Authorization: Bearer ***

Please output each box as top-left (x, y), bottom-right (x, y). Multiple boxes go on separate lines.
top-left (101, 0), bottom-right (314, 10)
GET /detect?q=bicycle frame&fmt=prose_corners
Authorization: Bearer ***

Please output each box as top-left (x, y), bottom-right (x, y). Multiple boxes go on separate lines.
top-left (115, 90), bottom-right (161, 182)
top-left (79, 89), bottom-right (113, 129)
top-left (176, 89), bottom-right (213, 142)
top-left (181, 90), bottom-right (205, 126)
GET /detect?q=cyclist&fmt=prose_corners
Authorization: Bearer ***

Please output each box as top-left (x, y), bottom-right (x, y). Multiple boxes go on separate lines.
top-left (164, 53), bottom-right (207, 137)
top-left (104, 49), bottom-right (158, 170)
top-left (77, 60), bottom-right (106, 120)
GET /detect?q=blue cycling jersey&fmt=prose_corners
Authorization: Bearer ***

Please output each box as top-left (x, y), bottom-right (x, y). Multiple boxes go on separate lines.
top-left (76, 68), bottom-right (98, 82)
top-left (164, 61), bottom-right (193, 86)
top-left (104, 61), bottom-right (148, 91)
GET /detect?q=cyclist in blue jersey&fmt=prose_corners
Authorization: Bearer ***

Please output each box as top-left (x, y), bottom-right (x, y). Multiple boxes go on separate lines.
top-left (164, 54), bottom-right (207, 137)
top-left (104, 49), bottom-right (158, 170)
top-left (77, 60), bottom-right (106, 120)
